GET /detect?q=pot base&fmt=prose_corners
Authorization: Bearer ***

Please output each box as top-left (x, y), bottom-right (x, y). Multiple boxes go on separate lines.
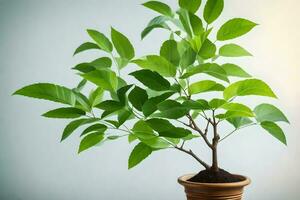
top-left (178, 174), bottom-right (251, 200)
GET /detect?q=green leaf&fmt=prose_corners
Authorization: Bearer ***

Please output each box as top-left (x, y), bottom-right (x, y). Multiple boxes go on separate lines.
top-left (227, 117), bottom-right (253, 129)
top-left (81, 70), bottom-right (118, 91)
top-left (179, 0), bottom-right (201, 13)
top-left (115, 57), bottom-right (129, 70)
top-left (105, 120), bottom-right (120, 128)
top-left (198, 39), bottom-right (216, 59)
top-left (221, 103), bottom-right (254, 117)
top-left (254, 104), bottom-right (289, 123)
top-left (141, 16), bottom-right (170, 39)
top-left (75, 79), bottom-right (87, 92)
top-left (180, 47), bottom-right (196, 69)
top-left (223, 79), bottom-right (277, 100)
top-left (111, 28), bottom-right (135, 60)
top-left (13, 83), bottom-right (76, 106)
top-left (128, 86), bottom-right (148, 111)
top-left (130, 69), bottom-right (170, 91)
top-left (177, 9), bottom-right (193, 37)
top-left (73, 91), bottom-right (91, 112)
top-left (73, 63), bottom-right (95, 73)
top-left (118, 108), bottom-right (133, 125)
top-left (42, 107), bottom-right (85, 119)
top-left (90, 57), bottom-right (112, 69)
top-left (183, 99), bottom-right (210, 110)
top-left (222, 63), bottom-right (251, 78)
top-left (154, 101), bottom-right (188, 119)
top-left (81, 124), bottom-right (107, 136)
top-left (95, 100), bottom-right (124, 112)
top-left (132, 120), bottom-right (156, 140)
top-left (73, 42), bottom-right (100, 56)
top-left (132, 55), bottom-right (176, 77)
top-left (141, 137), bottom-right (171, 149)
top-left (142, 1), bottom-right (173, 17)
top-left (217, 18), bottom-right (258, 41)
top-left (89, 87), bottom-right (104, 107)
top-left (128, 142), bottom-right (152, 169)
top-left (142, 92), bottom-right (174, 117)
top-left (61, 118), bottom-right (99, 141)
top-left (181, 63), bottom-right (229, 82)
top-left (86, 29), bottom-right (112, 52)
top-left (160, 40), bottom-right (180, 66)
top-left (189, 80), bottom-right (225, 95)
top-left (146, 118), bottom-right (191, 138)
top-left (78, 132), bottom-right (105, 153)
top-left (261, 121), bottom-right (287, 145)
top-left (189, 12), bottom-right (204, 36)
top-left (117, 85), bottom-right (133, 105)
top-left (128, 134), bottom-right (138, 143)
top-left (157, 99), bottom-right (182, 111)
top-left (219, 44), bottom-right (252, 57)
top-left (209, 98), bottom-right (226, 109)
top-left (204, 0), bottom-right (224, 24)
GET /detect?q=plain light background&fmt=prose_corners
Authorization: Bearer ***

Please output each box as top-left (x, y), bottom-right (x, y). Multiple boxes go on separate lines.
top-left (0, 0), bottom-right (299, 199)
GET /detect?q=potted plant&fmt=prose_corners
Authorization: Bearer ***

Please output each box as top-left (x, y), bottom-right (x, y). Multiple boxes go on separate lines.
top-left (13, 0), bottom-right (289, 199)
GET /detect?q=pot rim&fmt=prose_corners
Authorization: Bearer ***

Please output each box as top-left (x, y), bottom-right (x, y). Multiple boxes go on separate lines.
top-left (178, 173), bottom-right (251, 188)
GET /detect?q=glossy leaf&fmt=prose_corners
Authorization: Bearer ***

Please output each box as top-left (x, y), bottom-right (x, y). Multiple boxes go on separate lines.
top-left (78, 132), bottom-right (105, 153)
top-left (128, 142), bottom-right (152, 169)
top-left (42, 107), bottom-right (85, 119)
top-left (117, 85), bottom-right (133, 105)
top-left (180, 47), bottom-right (196, 69)
top-left (89, 87), bottom-right (104, 106)
top-left (183, 99), bottom-right (210, 110)
top-left (222, 63), bottom-right (251, 78)
top-left (198, 39), bottom-right (216, 59)
top-left (81, 124), bottom-right (107, 136)
top-left (140, 137), bottom-right (171, 149)
top-left (219, 44), bottom-right (252, 57)
top-left (179, 0), bottom-right (201, 13)
top-left (209, 98), bottom-right (226, 109)
top-left (181, 63), bottom-right (229, 82)
top-left (221, 103), bottom-right (254, 117)
top-left (132, 120), bottom-right (156, 140)
top-left (157, 99), bottom-right (182, 111)
top-left (261, 121), bottom-right (287, 145)
top-left (95, 100), bottom-right (124, 112)
top-left (223, 79), bottom-right (277, 100)
top-left (128, 86), bottom-right (148, 111)
top-left (227, 117), bottom-right (253, 129)
top-left (217, 18), bottom-right (257, 41)
top-left (118, 108), bottom-right (133, 125)
top-left (13, 83), bottom-right (76, 106)
top-left (160, 40), bottom-right (180, 66)
top-left (132, 55), bottom-right (176, 77)
top-left (189, 80), bottom-right (225, 95)
top-left (142, 92), bottom-right (174, 117)
top-left (73, 42), bottom-right (100, 56)
top-left (141, 16), bottom-right (170, 39)
top-left (61, 118), bottom-right (99, 141)
top-left (130, 69), bottom-right (170, 91)
top-left (142, 1), bottom-right (173, 17)
top-left (146, 118), bottom-right (191, 138)
top-left (204, 0), bottom-right (224, 24)
top-left (86, 29), bottom-right (112, 52)
top-left (254, 104), bottom-right (289, 123)
top-left (81, 70), bottom-right (118, 91)
top-left (111, 28), bottom-right (135, 60)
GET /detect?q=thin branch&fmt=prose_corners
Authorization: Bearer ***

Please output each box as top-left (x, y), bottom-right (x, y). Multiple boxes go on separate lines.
top-left (219, 123), bottom-right (257, 142)
top-left (174, 146), bottom-right (210, 169)
top-left (186, 114), bottom-right (213, 149)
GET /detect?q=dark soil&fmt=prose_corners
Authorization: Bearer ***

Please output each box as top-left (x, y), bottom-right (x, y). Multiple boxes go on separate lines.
top-left (188, 168), bottom-right (245, 183)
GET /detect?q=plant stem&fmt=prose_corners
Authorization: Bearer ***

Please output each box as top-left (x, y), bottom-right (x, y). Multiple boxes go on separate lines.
top-left (174, 146), bottom-right (210, 169)
top-left (186, 114), bottom-right (213, 149)
top-left (211, 110), bottom-right (220, 172)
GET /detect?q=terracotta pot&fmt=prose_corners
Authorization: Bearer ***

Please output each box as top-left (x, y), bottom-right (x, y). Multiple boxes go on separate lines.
top-left (178, 174), bottom-right (251, 200)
